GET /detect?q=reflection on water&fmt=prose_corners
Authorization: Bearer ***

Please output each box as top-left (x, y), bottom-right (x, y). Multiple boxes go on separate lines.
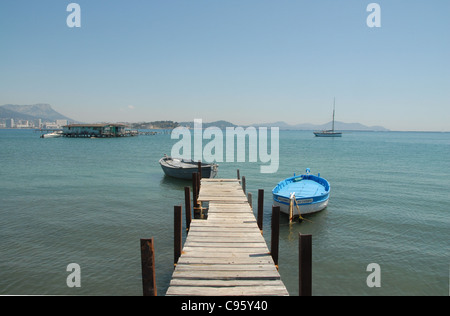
top-left (159, 174), bottom-right (191, 190)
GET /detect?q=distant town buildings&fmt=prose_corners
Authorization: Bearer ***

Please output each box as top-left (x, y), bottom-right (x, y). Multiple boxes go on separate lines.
top-left (0, 118), bottom-right (68, 129)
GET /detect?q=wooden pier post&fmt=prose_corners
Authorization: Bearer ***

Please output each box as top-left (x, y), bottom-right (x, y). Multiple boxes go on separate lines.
top-left (197, 161), bottom-right (202, 180)
top-left (299, 233), bottom-right (312, 296)
top-left (237, 169), bottom-right (240, 180)
top-left (197, 172), bottom-right (200, 194)
top-left (174, 205), bottom-right (182, 267)
top-left (247, 192), bottom-right (253, 210)
top-left (271, 206), bottom-right (280, 269)
top-left (184, 187), bottom-right (192, 233)
top-left (257, 189), bottom-right (264, 234)
top-left (140, 238), bottom-right (157, 296)
top-left (192, 172), bottom-right (199, 209)
top-left (242, 176), bottom-right (246, 194)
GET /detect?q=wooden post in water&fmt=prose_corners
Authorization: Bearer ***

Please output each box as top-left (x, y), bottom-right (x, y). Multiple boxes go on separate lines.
top-left (299, 233), bottom-right (312, 296)
top-left (174, 205), bottom-right (182, 267)
top-left (197, 161), bottom-right (202, 180)
top-left (248, 192), bottom-right (252, 210)
top-left (184, 187), bottom-right (192, 233)
top-left (192, 172), bottom-right (198, 209)
top-left (257, 189), bottom-right (264, 234)
top-left (196, 172), bottom-right (201, 199)
top-left (271, 206), bottom-right (280, 269)
top-left (242, 176), bottom-right (246, 195)
top-left (140, 238), bottom-right (157, 296)
top-left (237, 169), bottom-right (240, 180)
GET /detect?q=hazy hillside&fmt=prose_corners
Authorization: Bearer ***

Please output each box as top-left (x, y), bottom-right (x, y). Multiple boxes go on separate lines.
top-left (180, 120), bottom-right (389, 131)
top-left (179, 120), bottom-right (238, 129)
top-left (0, 104), bottom-right (74, 122)
top-left (0, 107), bottom-right (37, 121)
top-left (253, 121), bottom-right (390, 131)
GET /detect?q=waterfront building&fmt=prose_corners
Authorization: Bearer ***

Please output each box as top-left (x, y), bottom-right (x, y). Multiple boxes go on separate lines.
top-left (62, 123), bottom-right (136, 137)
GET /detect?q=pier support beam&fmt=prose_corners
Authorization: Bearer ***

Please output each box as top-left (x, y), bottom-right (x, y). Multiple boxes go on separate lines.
top-left (299, 233), bottom-right (312, 296)
top-left (197, 161), bottom-right (202, 180)
top-left (257, 189), bottom-right (264, 234)
top-left (271, 206), bottom-right (280, 269)
top-left (192, 172), bottom-right (199, 209)
top-left (140, 238), bottom-right (157, 296)
top-left (184, 187), bottom-right (192, 234)
top-left (174, 205), bottom-right (182, 267)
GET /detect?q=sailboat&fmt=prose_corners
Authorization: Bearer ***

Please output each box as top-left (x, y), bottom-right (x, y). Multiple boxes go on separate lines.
top-left (313, 98), bottom-right (342, 137)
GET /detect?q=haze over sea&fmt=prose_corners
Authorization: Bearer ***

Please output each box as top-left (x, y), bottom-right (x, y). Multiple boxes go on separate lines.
top-left (0, 129), bottom-right (449, 295)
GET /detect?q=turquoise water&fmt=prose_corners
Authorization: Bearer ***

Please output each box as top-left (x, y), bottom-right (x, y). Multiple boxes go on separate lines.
top-left (0, 129), bottom-right (449, 295)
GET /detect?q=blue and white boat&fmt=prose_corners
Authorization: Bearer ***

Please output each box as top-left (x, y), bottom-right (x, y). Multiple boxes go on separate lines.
top-left (272, 169), bottom-right (330, 216)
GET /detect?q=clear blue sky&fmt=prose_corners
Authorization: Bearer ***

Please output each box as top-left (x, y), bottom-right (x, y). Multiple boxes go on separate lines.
top-left (1, 0), bottom-right (449, 131)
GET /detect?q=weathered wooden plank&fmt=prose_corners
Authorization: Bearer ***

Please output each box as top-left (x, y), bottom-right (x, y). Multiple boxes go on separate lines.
top-left (182, 246), bottom-right (270, 253)
top-left (201, 179), bottom-right (239, 182)
top-left (177, 257), bottom-right (275, 265)
top-left (186, 230), bottom-right (262, 235)
top-left (207, 212), bottom-right (254, 217)
top-left (175, 264), bottom-right (276, 272)
top-left (171, 270), bottom-right (281, 280)
top-left (188, 222), bottom-right (259, 229)
top-left (184, 234), bottom-right (265, 240)
top-left (169, 279), bottom-right (286, 288)
top-left (184, 242), bottom-right (268, 248)
top-left (198, 198), bottom-right (249, 203)
top-left (199, 191), bottom-right (244, 195)
top-left (205, 220), bottom-right (258, 225)
top-left (185, 233), bottom-right (265, 239)
top-left (166, 286), bottom-right (289, 296)
top-left (208, 209), bottom-right (253, 212)
top-left (186, 226), bottom-right (261, 233)
top-left (208, 209), bottom-right (253, 213)
top-left (185, 237), bottom-right (265, 243)
top-left (179, 251), bottom-right (271, 258)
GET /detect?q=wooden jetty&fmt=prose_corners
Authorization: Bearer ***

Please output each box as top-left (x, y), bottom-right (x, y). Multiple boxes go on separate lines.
top-left (166, 178), bottom-right (289, 296)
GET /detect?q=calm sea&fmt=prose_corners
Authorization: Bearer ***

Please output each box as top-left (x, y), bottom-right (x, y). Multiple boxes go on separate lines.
top-left (0, 129), bottom-right (449, 295)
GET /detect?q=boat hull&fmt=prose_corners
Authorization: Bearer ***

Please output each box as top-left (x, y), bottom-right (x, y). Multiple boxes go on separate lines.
top-left (272, 172), bottom-right (330, 216)
top-left (159, 157), bottom-right (218, 180)
top-left (273, 197), bottom-right (329, 215)
top-left (42, 132), bottom-right (63, 138)
top-left (314, 131), bottom-right (342, 137)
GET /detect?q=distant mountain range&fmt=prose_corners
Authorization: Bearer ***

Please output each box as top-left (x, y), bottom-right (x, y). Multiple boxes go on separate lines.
top-left (251, 121), bottom-right (389, 131)
top-left (180, 120), bottom-right (389, 131)
top-left (0, 104), bottom-right (74, 122)
top-left (1, 104), bottom-right (389, 131)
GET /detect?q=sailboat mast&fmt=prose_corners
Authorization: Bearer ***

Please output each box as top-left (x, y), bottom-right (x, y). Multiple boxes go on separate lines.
top-left (332, 98), bottom-right (335, 132)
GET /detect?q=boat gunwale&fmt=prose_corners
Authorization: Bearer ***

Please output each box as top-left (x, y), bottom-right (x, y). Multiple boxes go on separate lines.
top-left (159, 156), bottom-right (218, 170)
